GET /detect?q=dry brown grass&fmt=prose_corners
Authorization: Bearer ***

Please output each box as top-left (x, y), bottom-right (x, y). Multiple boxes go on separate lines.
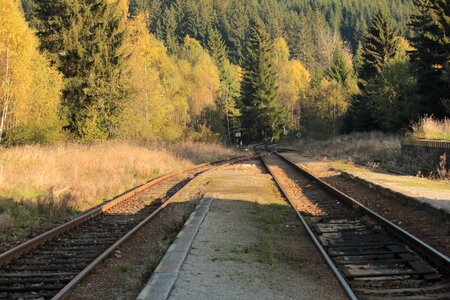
top-left (284, 131), bottom-right (401, 164)
top-left (0, 141), bottom-right (237, 249)
top-left (412, 116), bottom-right (450, 141)
top-left (283, 131), bottom-right (448, 177)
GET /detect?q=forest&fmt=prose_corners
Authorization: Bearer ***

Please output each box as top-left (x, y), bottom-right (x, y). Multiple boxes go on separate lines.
top-left (0, 0), bottom-right (449, 144)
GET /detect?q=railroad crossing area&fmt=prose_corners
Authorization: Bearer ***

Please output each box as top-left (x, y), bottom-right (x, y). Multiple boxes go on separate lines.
top-left (138, 161), bottom-right (346, 300)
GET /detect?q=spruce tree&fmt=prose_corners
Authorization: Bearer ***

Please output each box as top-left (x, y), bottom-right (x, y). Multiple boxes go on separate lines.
top-left (31, 0), bottom-right (72, 65)
top-left (207, 27), bottom-right (229, 70)
top-left (32, 0), bottom-right (128, 140)
top-left (328, 45), bottom-right (353, 83)
top-left (241, 22), bottom-right (281, 142)
top-left (207, 27), bottom-right (241, 144)
top-left (348, 11), bottom-right (399, 132)
top-left (409, 0), bottom-right (449, 117)
top-left (360, 10), bottom-right (399, 81)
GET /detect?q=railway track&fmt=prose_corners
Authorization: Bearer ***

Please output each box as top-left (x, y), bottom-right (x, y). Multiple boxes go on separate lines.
top-left (0, 156), bottom-right (248, 300)
top-left (261, 152), bottom-right (450, 300)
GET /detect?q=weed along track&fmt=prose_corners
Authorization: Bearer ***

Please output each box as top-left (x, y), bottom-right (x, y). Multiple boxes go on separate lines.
top-left (261, 152), bottom-right (450, 300)
top-left (0, 156), bottom-right (249, 300)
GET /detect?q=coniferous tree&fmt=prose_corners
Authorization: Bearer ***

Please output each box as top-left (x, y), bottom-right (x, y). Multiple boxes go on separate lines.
top-left (241, 23), bottom-right (282, 142)
top-left (226, 1), bottom-right (250, 65)
top-left (207, 27), bottom-right (228, 69)
top-left (360, 10), bottom-right (399, 81)
top-left (328, 45), bottom-right (353, 83)
top-left (207, 27), bottom-right (241, 144)
top-left (409, 0), bottom-right (449, 117)
top-left (347, 11), bottom-right (399, 132)
top-left (32, 0), bottom-right (128, 140)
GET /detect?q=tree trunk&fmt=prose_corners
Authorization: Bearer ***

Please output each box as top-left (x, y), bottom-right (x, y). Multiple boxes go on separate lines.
top-left (0, 49), bottom-right (11, 144)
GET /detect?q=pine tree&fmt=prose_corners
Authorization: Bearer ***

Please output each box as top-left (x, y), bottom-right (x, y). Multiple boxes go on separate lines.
top-left (328, 45), bottom-right (353, 83)
top-left (409, 0), bottom-right (449, 117)
top-left (32, 0), bottom-right (128, 140)
top-left (347, 10), bottom-right (399, 132)
top-left (207, 27), bottom-right (228, 70)
top-left (227, 0), bottom-right (250, 65)
top-left (241, 22), bottom-right (281, 142)
top-left (30, 0), bottom-right (72, 66)
top-left (360, 10), bottom-right (399, 81)
top-left (353, 41), bottom-right (364, 75)
top-left (207, 27), bottom-right (241, 144)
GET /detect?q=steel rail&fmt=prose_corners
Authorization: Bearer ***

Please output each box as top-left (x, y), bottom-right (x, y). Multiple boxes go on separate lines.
top-left (52, 155), bottom-right (253, 300)
top-left (0, 154), bottom-right (250, 268)
top-left (259, 155), bottom-right (358, 300)
top-left (274, 152), bottom-right (450, 274)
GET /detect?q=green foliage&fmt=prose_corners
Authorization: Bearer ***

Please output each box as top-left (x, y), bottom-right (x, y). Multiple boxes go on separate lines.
top-left (366, 55), bottom-right (419, 131)
top-left (409, 0), bottom-right (450, 117)
top-left (346, 11), bottom-right (405, 133)
top-left (328, 45), bottom-right (354, 83)
top-left (359, 10), bottom-right (399, 81)
top-left (207, 27), bottom-right (241, 143)
top-left (5, 0), bottom-right (445, 144)
top-left (32, 0), bottom-right (128, 141)
top-left (141, 0), bottom-right (415, 62)
top-left (241, 23), bottom-right (283, 142)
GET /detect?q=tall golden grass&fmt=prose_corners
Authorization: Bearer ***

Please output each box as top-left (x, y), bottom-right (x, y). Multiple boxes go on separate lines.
top-left (0, 141), bottom-right (237, 248)
top-left (412, 116), bottom-right (450, 141)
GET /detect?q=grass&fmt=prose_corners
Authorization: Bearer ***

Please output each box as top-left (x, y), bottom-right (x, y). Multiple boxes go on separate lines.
top-left (283, 131), bottom-right (401, 165)
top-left (116, 263), bottom-right (134, 273)
top-left (208, 203), bottom-right (294, 266)
top-left (252, 204), bottom-right (292, 264)
top-left (282, 131), bottom-right (447, 177)
top-left (412, 116), bottom-right (450, 141)
top-left (0, 141), bottom-right (237, 249)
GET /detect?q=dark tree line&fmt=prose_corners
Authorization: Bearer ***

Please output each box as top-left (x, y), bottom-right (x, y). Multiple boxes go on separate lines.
top-left (129, 0), bottom-right (415, 64)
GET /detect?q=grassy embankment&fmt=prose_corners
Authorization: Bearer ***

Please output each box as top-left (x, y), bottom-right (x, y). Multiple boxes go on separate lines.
top-left (0, 141), bottom-right (237, 249)
top-left (411, 116), bottom-right (450, 141)
top-left (281, 131), bottom-right (448, 177)
top-left (283, 131), bottom-right (401, 167)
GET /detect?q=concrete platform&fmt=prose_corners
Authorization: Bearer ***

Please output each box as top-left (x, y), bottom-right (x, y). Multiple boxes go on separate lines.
top-left (136, 196), bottom-right (214, 300)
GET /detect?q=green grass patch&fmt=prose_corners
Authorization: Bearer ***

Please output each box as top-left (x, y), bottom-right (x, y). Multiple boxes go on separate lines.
top-left (116, 263), bottom-right (133, 273)
top-left (251, 204), bottom-right (292, 264)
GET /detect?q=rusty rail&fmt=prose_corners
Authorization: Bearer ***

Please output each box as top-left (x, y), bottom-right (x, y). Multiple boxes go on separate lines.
top-left (0, 155), bottom-right (250, 267)
top-left (52, 155), bottom-right (253, 299)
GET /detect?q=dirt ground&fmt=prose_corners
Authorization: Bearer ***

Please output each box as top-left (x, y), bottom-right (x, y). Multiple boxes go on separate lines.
top-left (169, 161), bottom-right (346, 300)
top-left (282, 152), bottom-right (450, 257)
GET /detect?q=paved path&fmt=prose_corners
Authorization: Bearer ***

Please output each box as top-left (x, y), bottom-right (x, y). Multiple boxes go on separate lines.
top-left (167, 162), bottom-right (346, 300)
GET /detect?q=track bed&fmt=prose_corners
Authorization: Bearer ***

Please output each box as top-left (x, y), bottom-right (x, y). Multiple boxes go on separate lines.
top-left (0, 160), bottom-right (228, 300)
top-left (262, 153), bottom-right (450, 299)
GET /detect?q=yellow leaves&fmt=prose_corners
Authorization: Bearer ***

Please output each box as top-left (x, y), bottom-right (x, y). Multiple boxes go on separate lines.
top-left (272, 37), bottom-right (311, 128)
top-left (105, 0), bottom-right (129, 15)
top-left (290, 60), bottom-right (311, 93)
top-left (0, 0), bottom-right (63, 143)
top-left (273, 37), bottom-right (290, 63)
top-left (181, 36), bottom-right (220, 118)
top-left (120, 18), bottom-right (220, 141)
top-left (398, 37), bottom-right (415, 53)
